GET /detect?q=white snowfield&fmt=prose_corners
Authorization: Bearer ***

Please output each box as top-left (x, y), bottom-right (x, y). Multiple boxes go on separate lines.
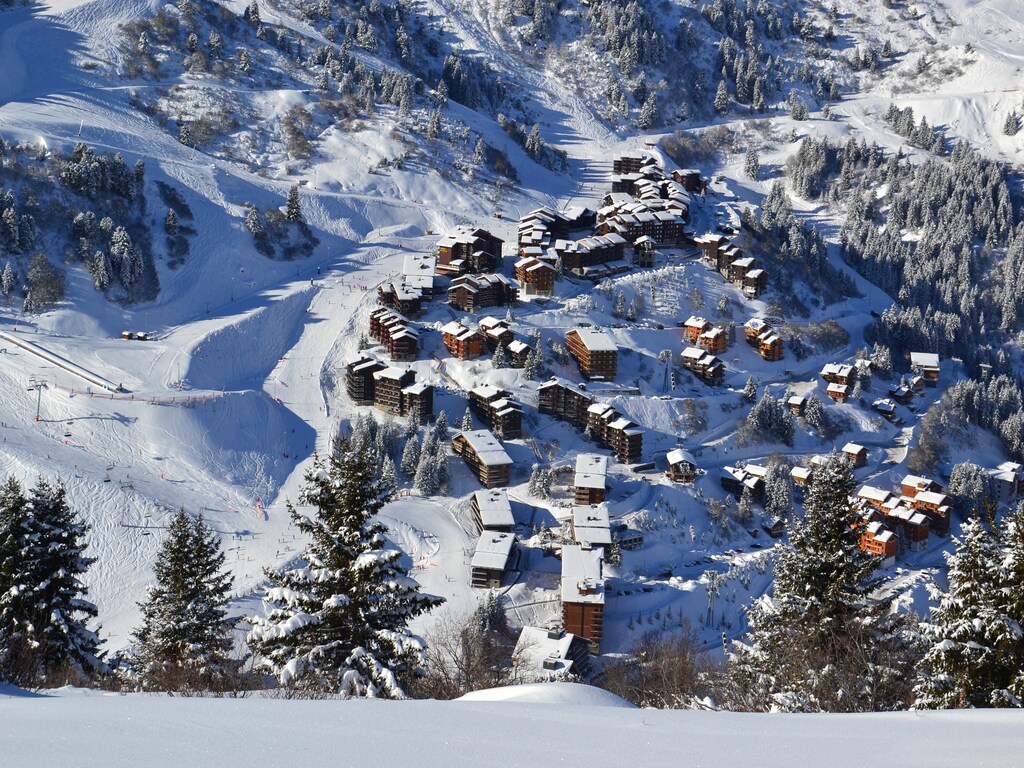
top-left (1, 683), bottom-right (1022, 768)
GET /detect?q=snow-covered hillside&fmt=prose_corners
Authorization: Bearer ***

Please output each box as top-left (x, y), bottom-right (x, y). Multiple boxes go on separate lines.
top-left (1, 0), bottom-right (1024, 699)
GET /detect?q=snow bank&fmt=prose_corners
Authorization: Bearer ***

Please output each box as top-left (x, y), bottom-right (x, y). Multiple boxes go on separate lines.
top-left (1, 686), bottom-right (1021, 768)
top-left (457, 682), bottom-right (635, 708)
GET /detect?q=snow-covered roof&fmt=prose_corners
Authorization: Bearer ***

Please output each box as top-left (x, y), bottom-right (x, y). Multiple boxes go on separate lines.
top-left (373, 367), bottom-right (408, 381)
top-left (512, 627), bottom-right (583, 678)
top-left (858, 486), bottom-right (891, 504)
top-left (473, 489), bottom-right (515, 529)
top-left (915, 490), bottom-right (949, 506)
top-left (471, 531), bottom-right (515, 571)
top-left (843, 442), bottom-right (866, 455)
top-left (571, 504), bottom-right (612, 547)
top-left (561, 545), bottom-right (604, 605)
top-left (666, 448), bottom-right (695, 466)
top-left (570, 328), bottom-right (617, 352)
top-left (910, 352), bottom-right (940, 369)
top-left (458, 430), bottom-right (513, 467)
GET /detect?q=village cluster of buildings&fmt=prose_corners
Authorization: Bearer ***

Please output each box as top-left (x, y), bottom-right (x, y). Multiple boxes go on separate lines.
top-left (344, 355), bottom-right (434, 424)
top-left (538, 377), bottom-right (644, 464)
top-left (694, 233), bottom-right (768, 299)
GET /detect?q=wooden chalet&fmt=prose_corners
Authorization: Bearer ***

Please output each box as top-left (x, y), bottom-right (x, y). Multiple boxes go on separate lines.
top-left (672, 168), bottom-right (703, 192)
top-left (885, 506), bottom-right (931, 551)
top-left (448, 273), bottom-right (518, 312)
top-left (821, 363), bottom-right (856, 386)
top-left (478, 317), bottom-right (515, 351)
top-left (873, 398), bottom-right (897, 421)
top-left (586, 403), bottom-right (643, 464)
top-left (728, 256), bottom-right (756, 285)
top-left (561, 544), bottom-right (605, 650)
top-left (566, 328), bottom-right (618, 380)
top-left (826, 382), bottom-right (850, 403)
top-left (369, 308), bottom-right (419, 362)
top-left (788, 395), bottom-right (807, 417)
top-left (791, 465), bottom-right (813, 496)
top-left (469, 385), bottom-right (523, 440)
top-left (452, 429), bottom-right (514, 488)
top-left (377, 280), bottom-right (423, 317)
top-left (762, 516), bottom-right (786, 538)
top-left (372, 367), bottom-right (414, 415)
top-left (888, 384), bottom-right (914, 405)
top-left (514, 256), bottom-right (557, 296)
top-left (693, 233), bottom-right (726, 265)
top-left (436, 226), bottom-right (503, 275)
top-left (910, 352), bottom-right (940, 386)
top-left (470, 488), bottom-right (514, 533)
top-left (440, 320), bottom-right (487, 359)
top-left (633, 235), bottom-right (656, 267)
top-left (698, 326), bottom-right (729, 354)
top-left (744, 317), bottom-right (771, 343)
top-left (684, 315), bottom-right (712, 344)
top-left (538, 377), bottom-right (594, 430)
top-left (553, 234), bottom-right (628, 276)
top-left (512, 627), bottom-right (594, 681)
top-left (666, 448), bottom-right (697, 483)
top-left (859, 520), bottom-right (897, 568)
top-left (344, 355), bottom-right (386, 405)
top-left (842, 442), bottom-right (868, 468)
top-left (506, 338), bottom-right (533, 369)
top-left (901, 474), bottom-right (942, 497)
top-left (681, 346), bottom-right (725, 386)
top-left (470, 531), bottom-right (515, 589)
top-left (909, 490), bottom-right (952, 537)
top-left (612, 152), bottom-right (655, 175)
top-left (574, 453), bottom-right (608, 505)
top-left (857, 485), bottom-right (892, 511)
top-left (756, 331), bottom-right (784, 362)
top-left (743, 268), bottom-right (768, 298)
top-left (721, 465), bottom-right (765, 503)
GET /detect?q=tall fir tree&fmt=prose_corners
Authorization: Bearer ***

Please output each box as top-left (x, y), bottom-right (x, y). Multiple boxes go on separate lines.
top-left (0, 477), bottom-right (103, 686)
top-left (915, 510), bottom-right (1023, 708)
top-left (285, 184), bottom-right (304, 223)
top-left (729, 453), bottom-right (915, 711)
top-left (128, 510), bottom-right (240, 692)
top-left (248, 442), bottom-right (443, 696)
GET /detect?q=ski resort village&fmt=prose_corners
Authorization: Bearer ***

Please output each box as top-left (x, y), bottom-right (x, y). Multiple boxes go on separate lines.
top-left (1, 0), bottom-right (1024, 759)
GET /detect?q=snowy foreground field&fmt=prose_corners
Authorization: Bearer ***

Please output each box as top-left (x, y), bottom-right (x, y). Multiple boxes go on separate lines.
top-left (3, 683), bottom-right (1022, 768)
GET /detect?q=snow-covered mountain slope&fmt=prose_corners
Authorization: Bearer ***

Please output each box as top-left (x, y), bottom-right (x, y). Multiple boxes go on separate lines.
top-left (1, 0), bottom-right (1023, 661)
top-left (3, 683), bottom-right (1023, 767)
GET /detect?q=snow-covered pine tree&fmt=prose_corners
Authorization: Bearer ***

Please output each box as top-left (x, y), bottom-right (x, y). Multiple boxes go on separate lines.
top-left (432, 410), bottom-right (448, 442)
top-left (745, 148), bottom-right (760, 180)
top-left (714, 79), bottom-right (729, 113)
top-left (128, 510), bottom-right (240, 692)
top-left (1004, 111), bottom-right (1020, 137)
top-left (461, 408), bottom-right (473, 432)
top-left (285, 185), bottom-right (304, 223)
top-left (729, 453), bottom-right (914, 711)
top-left (414, 432), bottom-right (440, 496)
top-left (248, 444), bottom-right (443, 696)
top-left (1, 261), bottom-right (13, 298)
top-left (491, 344), bottom-right (508, 369)
top-left (400, 436), bottom-right (421, 478)
top-left (0, 477), bottom-right (103, 686)
top-left (381, 456), bottom-right (397, 490)
top-left (915, 514), bottom-right (1021, 709)
top-left (742, 376), bottom-right (757, 402)
top-left (165, 209), bottom-right (179, 235)
top-left (737, 485), bottom-right (755, 528)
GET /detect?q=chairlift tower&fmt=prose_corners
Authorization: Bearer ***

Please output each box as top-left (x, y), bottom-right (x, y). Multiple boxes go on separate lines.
top-left (27, 376), bottom-right (48, 422)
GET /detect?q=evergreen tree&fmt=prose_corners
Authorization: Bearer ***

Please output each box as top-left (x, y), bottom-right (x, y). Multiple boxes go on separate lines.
top-left (461, 408), bottom-right (473, 432)
top-left (1004, 111), bottom-right (1020, 137)
top-left (745, 148), bottom-right (760, 180)
top-left (248, 443), bottom-right (443, 697)
top-left (0, 477), bottom-right (103, 686)
top-left (1, 261), bottom-right (13, 298)
top-left (93, 252), bottom-right (109, 291)
top-left (414, 432), bottom-right (440, 496)
top-left (729, 454), bottom-right (914, 711)
top-left (714, 79), bottom-right (730, 113)
top-left (742, 376), bottom-right (757, 402)
top-left (128, 510), bottom-right (240, 692)
top-left (491, 344), bottom-right (508, 369)
top-left (381, 456), bottom-right (397, 490)
top-left (285, 185), bottom-right (304, 224)
top-left (737, 486), bottom-right (755, 528)
top-left (432, 410), bottom-right (448, 442)
top-left (915, 515), bottom-right (1021, 708)
top-left (400, 435), bottom-right (421, 478)
top-left (472, 137), bottom-right (486, 165)
top-left (165, 209), bottom-right (179, 235)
